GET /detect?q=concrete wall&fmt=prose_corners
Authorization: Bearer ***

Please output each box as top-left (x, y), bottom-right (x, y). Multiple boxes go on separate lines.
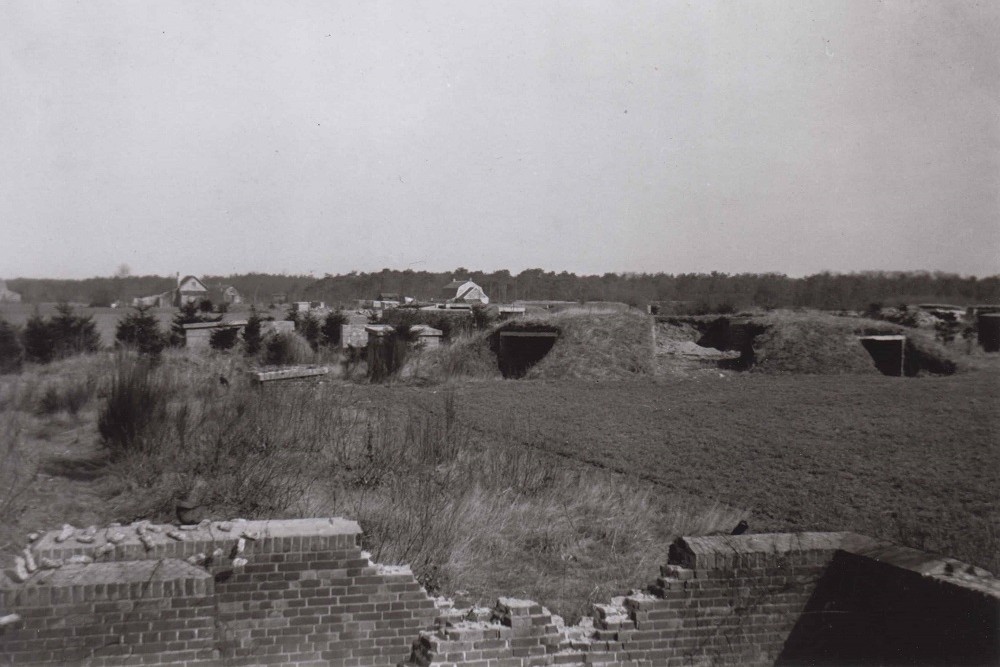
top-left (3, 524), bottom-right (998, 666)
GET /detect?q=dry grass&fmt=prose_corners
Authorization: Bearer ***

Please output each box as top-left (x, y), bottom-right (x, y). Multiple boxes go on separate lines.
top-left (306, 395), bottom-right (743, 620)
top-left (1, 350), bottom-right (743, 621)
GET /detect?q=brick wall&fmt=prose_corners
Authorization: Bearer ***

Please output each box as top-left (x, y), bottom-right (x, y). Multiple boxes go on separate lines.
top-left (3, 524), bottom-right (998, 666)
top-left (1, 518), bottom-right (437, 666)
top-left (402, 532), bottom-right (1000, 667)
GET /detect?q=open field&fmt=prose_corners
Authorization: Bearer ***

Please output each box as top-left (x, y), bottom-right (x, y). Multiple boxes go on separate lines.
top-left (396, 370), bottom-right (1000, 572)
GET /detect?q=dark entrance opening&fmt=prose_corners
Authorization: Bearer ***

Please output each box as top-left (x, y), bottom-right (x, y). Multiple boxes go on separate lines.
top-left (495, 330), bottom-right (559, 378)
top-left (694, 317), bottom-right (765, 371)
top-left (979, 313), bottom-right (1000, 352)
top-left (859, 336), bottom-right (905, 376)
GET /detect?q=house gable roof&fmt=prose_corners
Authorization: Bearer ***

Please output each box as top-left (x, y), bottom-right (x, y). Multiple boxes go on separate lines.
top-left (178, 275), bottom-right (208, 293)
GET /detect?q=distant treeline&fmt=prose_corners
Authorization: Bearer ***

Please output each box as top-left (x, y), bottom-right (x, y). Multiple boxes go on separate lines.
top-left (7, 270), bottom-right (999, 311)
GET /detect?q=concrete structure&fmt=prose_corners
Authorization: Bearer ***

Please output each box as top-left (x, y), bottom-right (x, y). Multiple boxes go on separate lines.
top-left (497, 305), bottom-right (526, 319)
top-left (0, 280), bottom-right (21, 303)
top-left (181, 321), bottom-right (244, 351)
top-left (411, 324), bottom-right (443, 349)
top-left (859, 334), bottom-right (906, 376)
top-left (252, 365), bottom-right (332, 382)
top-left (442, 278), bottom-right (489, 305)
top-left (341, 322), bottom-right (368, 348)
top-left (182, 319), bottom-right (292, 350)
top-left (2, 522), bottom-right (997, 666)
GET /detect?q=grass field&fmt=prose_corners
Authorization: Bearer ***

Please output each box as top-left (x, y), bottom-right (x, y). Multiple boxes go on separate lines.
top-left (396, 371), bottom-right (999, 572)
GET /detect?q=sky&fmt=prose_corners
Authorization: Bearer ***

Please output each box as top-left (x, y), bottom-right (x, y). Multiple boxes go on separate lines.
top-left (1, 0), bottom-right (998, 280)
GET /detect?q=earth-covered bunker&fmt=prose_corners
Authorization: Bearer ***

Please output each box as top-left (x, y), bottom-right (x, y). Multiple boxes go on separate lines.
top-left (490, 323), bottom-right (560, 378)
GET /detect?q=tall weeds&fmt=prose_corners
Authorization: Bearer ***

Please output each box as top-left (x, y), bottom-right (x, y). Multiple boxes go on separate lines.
top-left (94, 354), bottom-right (744, 620)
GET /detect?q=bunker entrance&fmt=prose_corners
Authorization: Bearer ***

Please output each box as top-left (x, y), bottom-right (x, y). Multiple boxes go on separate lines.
top-left (859, 335), bottom-right (905, 376)
top-left (495, 329), bottom-right (559, 378)
top-left (693, 317), bottom-right (766, 371)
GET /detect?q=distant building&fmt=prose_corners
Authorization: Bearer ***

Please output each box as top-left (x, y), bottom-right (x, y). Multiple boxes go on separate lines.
top-left (219, 285), bottom-right (243, 305)
top-left (175, 275), bottom-right (208, 307)
top-left (132, 291), bottom-right (173, 308)
top-left (441, 278), bottom-right (489, 305)
top-left (0, 280), bottom-right (21, 303)
top-left (292, 301), bottom-right (326, 313)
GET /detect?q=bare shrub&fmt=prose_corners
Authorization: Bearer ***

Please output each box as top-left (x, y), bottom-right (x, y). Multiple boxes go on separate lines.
top-left (98, 353), bottom-right (170, 459)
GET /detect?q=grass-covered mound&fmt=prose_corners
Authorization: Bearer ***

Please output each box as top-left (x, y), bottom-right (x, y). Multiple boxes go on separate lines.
top-left (750, 312), bottom-right (899, 375)
top-left (749, 311), bottom-right (961, 376)
top-left (412, 311), bottom-right (654, 382)
top-left (517, 311), bottom-right (654, 380)
top-left (408, 329), bottom-right (502, 382)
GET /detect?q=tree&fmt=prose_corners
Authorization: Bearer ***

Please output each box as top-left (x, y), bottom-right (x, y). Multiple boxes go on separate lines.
top-left (22, 312), bottom-right (54, 364)
top-left (170, 302), bottom-right (220, 347)
top-left (115, 305), bottom-right (165, 356)
top-left (321, 310), bottom-right (348, 347)
top-left (243, 306), bottom-right (263, 356)
top-left (0, 318), bottom-right (23, 374)
top-left (298, 311), bottom-right (321, 351)
top-left (197, 298), bottom-right (214, 313)
top-left (285, 304), bottom-right (299, 327)
top-left (209, 326), bottom-right (239, 351)
top-left (49, 302), bottom-right (100, 358)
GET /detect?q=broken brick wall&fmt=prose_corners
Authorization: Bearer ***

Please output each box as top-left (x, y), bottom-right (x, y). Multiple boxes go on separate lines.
top-left (0, 518), bottom-right (437, 666)
top-left (4, 524), bottom-right (998, 667)
top-left (404, 532), bottom-right (1000, 667)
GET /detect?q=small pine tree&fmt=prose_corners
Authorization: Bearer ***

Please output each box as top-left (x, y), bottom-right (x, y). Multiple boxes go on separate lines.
top-left (170, 302), bottom-right (201, 346)
top-left (197, 298), bottom-right (214, 313)
top-left (298, 311), bottom-right (321, 351)
top-left (170, 302), bottom-right (221, 347)
top-left (115, 305), bottom-right (165, 356)
top-left (0, 318), bottom-right (23, 374)
top-left (22, 311), bottom-right (54, 364)
top-left (243, 306), bottom-right (263, 356)
top-left (321, 310), bottom-right (348, 347)
top-left (50, 302), bottom-right (100, 358)
top-left (209, 326), bottom-right (239, 351)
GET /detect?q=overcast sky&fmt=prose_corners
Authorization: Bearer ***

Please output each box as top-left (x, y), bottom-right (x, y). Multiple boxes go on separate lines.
top-left (1, 1), bottom-right (997, 279)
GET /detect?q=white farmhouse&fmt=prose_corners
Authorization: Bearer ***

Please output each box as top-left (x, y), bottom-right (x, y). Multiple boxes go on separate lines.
top-left (441, 278), bottom-right (489, 305)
